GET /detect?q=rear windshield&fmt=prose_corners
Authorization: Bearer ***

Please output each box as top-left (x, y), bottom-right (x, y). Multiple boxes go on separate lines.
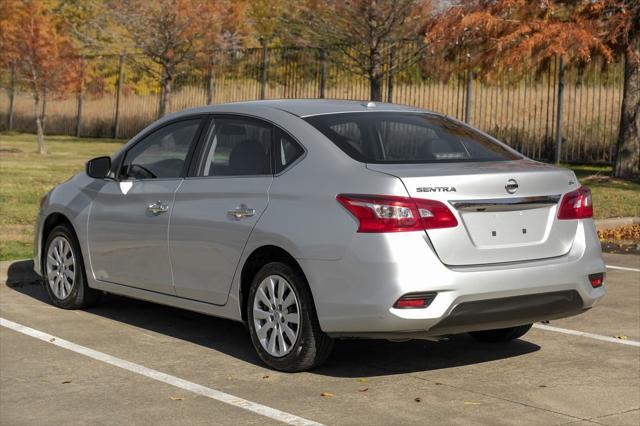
top-left (304, 112), bottom-right (521, 163)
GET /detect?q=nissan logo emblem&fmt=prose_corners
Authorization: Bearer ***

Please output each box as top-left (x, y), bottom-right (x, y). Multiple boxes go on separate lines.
top-left (505, 179), bottom-right (518, 194)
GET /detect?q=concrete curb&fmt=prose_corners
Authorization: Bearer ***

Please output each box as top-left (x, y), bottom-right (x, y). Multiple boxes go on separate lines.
top-left (594, 217), bottom-right (640, 231)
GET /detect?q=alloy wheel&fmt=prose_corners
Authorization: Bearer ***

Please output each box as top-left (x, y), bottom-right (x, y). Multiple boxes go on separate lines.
top-left (252, 274), bottom-right (301, 357)
top-left (46, 236), bottom-right (76, 299)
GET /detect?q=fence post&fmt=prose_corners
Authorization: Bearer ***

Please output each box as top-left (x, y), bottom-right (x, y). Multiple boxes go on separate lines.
top-left (75, 55), bottom-right (85, 137)
top-left (260, 44), bottom-right (269, 100)
top-left (554, 57), bottom-right (565, 165)
top-left (112, 54), bottom-right (125, 139)
top-left (7, 62), bottom-right (16, 131)
top-left (319, 48), bottom-right (327, 99)
top-left (464, 54), bottom-right (472, 124)
top-left (386, 49), bottom-right (394, 103)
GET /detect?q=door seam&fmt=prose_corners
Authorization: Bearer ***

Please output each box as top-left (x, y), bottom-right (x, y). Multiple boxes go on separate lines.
top-left (167, 179), bottom-right (185, 294)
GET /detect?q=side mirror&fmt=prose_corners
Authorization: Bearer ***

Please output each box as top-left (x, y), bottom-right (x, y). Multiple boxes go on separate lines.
top-left (86, 156), bottom-right (111, 179)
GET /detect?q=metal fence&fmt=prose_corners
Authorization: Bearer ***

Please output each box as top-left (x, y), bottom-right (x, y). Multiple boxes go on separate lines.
top-left (0, 44), bottom-right (624, 164)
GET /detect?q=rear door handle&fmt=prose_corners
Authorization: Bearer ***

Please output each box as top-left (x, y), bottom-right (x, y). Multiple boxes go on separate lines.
top-left (227, 204), bottom-right (255, 220)
top-left (147, 201), bottom-right (169, 215)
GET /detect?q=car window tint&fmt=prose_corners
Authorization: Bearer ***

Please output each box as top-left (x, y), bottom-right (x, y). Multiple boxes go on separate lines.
top-left (121, 119), bottom-right (201, 179)
top-left (274, 131), bottom-right (304, 173)
top-left (304, 112), bottom-right (521, 163)
top-left (197, 116), bottom-right (272, 176)
top-left (329, 121), bottom-right (362, 154)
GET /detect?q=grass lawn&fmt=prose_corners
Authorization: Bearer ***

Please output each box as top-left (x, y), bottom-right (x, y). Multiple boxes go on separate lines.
top-left (0, 132), bottom-right (124, 261)
top-left (1, 132), bottom-right (639, 261)
top-left (565, 164), bottom-right (640, 220)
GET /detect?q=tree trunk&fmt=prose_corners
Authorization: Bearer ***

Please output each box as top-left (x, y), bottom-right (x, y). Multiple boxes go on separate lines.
top-left (158, 67), bottom-right (171, 118)
top-left (8, 62), bottom-right (16, 131)
top-left (112, 54), bottom-right (125, 139)
top-left (260, 44), bottom-right (269, 100)
top-left (41, 88), bottom-right (48, 134)
top-left (75, 55), bottom-right (85, 137)
top-left (614, 43), bottom-right (640, 178)
top-left (370, 75), bottom-right (383, 101)
top-left (386, 50), bottom-right (394, 103)
top-left (319, 48), bottom-right (327, 99)
top-left (206, 53), bottom-right (216, 105)
top-left (369, 46), bottom-right (383, 101)
top-left (33, 94), bottom-right (46, 155)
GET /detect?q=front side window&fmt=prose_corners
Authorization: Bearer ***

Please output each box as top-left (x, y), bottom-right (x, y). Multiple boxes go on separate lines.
top-left (304, 112), bottom-right (521, 164)
top-left (197, 116), bottom-right (272, 176)
top-left (121, 119), bottom-right (201, 179)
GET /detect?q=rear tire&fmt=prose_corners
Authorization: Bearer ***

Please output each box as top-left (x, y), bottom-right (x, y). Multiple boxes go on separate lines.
top-left (43, 224), bottom-right (101, 309)
top-left (247, 261), bottom-right (334, 372)
top-left (469, 324), bottom-right (533, 343)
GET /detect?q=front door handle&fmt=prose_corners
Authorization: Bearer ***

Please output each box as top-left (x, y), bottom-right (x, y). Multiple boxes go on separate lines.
top-left (227, 204), bottom-right (255, 220)
top-left (147, 201), bottom-right (169, 215)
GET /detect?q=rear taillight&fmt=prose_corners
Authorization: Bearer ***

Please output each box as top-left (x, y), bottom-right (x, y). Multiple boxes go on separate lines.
top-left (557, 187), bottom-right (593, 219)
top-left (336, 194), bottom-right (458, 233)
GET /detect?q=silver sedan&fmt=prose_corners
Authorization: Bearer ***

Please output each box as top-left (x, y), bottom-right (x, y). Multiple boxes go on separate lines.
top-left (34, 100), bottom-right (605, 371)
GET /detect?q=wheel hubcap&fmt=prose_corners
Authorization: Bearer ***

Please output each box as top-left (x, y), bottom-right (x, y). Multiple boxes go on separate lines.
top-left (252, 275), bottom-right (300, 357)
top-left (46, 236), bottom-right (75, 299)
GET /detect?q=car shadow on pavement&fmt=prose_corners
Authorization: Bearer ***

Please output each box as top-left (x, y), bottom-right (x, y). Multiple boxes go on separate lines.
top-left (6, 259), bottom-right (540, 377)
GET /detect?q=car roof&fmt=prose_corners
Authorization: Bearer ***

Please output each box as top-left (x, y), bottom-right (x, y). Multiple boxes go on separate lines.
top-left (173, 99), bottom-right (425, 119)
top-left (236, 99), bottom-right (423, 117)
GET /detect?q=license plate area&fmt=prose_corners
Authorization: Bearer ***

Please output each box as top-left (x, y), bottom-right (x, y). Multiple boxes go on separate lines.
top-left (460, 208), bottom-right (552, 248)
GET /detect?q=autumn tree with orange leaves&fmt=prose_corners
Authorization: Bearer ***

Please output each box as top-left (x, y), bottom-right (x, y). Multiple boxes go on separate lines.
top-left (197, 0), bottom-right (251, 105)
top-left (425, 0), bottom-right (639, 178)
top-left (0, 0), bottom-right (79, 154)
top-left (111, 0), bottom-right (249, 117)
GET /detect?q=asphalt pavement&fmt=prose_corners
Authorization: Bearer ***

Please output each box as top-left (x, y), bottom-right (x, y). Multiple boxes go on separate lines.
top-left (1, 253), bottom-right (638, 425)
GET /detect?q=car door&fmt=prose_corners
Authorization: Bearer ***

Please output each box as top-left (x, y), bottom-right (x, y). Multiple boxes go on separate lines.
top-left (87, 118), bottom-right (204, 294)
top-left (169, 115), bottom-right (275, 305)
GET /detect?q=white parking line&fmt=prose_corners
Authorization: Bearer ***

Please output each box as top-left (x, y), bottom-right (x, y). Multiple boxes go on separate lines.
top-left (606, 264), bottom-right (640, 273)
top-left (533, 324), bottom-right (640, 347)
top-left (0, 317), bottom-right (323, 426)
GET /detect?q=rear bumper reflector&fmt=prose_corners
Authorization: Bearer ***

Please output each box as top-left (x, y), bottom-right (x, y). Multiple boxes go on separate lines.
top-left (393, 292), bottom-right (437, 309)
top-left (589, 273), bottom-right (604, 288)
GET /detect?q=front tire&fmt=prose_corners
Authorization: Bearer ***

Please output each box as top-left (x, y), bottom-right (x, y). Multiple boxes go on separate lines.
top-left (43, 224), bottom-right (100, 309)
top-left (469, 324), bottom-right (533, 343)
top-left (247, 262), bottom-right (334, 372)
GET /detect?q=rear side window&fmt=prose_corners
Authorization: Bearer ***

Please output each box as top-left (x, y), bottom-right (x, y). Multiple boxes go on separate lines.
top-left (197, 116), bottom-right (272, 176)
top-left (304, 112), bottom-right (521, 163)
top-left (121, 119), bottom-right (201, 179)
top-left (274, 130), bottom-right (304, 173)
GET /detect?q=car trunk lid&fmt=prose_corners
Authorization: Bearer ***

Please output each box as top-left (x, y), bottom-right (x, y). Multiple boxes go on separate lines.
top-left (367, 160), bottom-right (580, 266)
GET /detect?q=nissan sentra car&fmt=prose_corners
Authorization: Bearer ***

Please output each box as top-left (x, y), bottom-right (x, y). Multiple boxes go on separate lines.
top-left (34, 100), bottom-right (605, 371)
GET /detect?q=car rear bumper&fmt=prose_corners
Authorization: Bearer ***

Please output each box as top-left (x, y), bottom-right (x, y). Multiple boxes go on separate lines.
top-left (300, 219), bottom-right (605, 337)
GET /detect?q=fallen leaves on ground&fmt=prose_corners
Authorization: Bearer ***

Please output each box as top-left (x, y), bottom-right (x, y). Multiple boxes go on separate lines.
top-left (169, 396), bottom-right (184, 401)
top-left (358, 387), bottom-right (369, 392)
top-left (615, 335), bottom-right (629, 340)
top-left (356, 378), bottom-right (368, 383)
top-left (262, 375), bottom-right (269, 379)
top-left (321, 392), bottom-right (334, 398)
top-left (598, 224), bottom-right (640, 243)
top-left (61, 380), bottom-right (72, 384)
top-left (414, 397), bottom-right (422, 402)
